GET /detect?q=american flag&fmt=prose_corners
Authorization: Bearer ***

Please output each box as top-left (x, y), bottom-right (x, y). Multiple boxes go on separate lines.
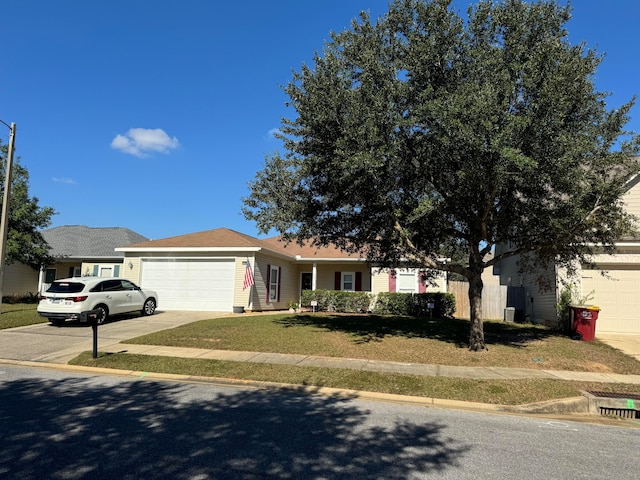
top-left (243, 259), bottom-right (254, 290)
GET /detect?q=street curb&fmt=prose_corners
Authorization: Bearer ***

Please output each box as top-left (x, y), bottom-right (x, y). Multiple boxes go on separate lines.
top-left (0, 358), bottom-right (589, 415)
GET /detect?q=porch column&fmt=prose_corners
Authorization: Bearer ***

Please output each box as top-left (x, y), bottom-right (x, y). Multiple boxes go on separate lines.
top-left (312, 263), bottom-right (317, 291)
top-left (37, 266), bottom-right (44, 294)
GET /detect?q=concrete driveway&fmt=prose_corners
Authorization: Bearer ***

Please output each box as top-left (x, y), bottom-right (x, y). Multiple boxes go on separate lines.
top-left (597, 333), bottom-right (640, 362)
top-left (0, 310), bottom-right (223, 364)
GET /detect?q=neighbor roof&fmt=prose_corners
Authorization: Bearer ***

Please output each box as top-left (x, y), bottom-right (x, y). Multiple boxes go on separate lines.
top-left (43, 225), bottom-right (149, 258)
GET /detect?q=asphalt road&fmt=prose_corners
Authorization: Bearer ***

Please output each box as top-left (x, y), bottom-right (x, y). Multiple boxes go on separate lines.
top-left (1, 363), bottom-right (639, 480)
top-left (0, 310), bottom-right (218, 363)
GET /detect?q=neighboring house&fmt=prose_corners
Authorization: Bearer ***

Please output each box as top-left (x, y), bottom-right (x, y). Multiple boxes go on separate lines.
top-left (1, 225), bottom-right (149, 296)
top-left (495, 174), bottom-right (640, 334)
top-left (116, 228), bottom-right (447, 313)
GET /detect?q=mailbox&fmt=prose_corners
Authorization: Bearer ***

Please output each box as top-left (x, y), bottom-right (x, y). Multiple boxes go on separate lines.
top-left (78, 309), bottom-right (101, 358)
top-left (78, 310), bottom-right (101, 326)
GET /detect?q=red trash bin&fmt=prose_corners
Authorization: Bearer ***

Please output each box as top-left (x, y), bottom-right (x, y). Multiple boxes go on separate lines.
top-left (571, 305), bottom-right (600, 341)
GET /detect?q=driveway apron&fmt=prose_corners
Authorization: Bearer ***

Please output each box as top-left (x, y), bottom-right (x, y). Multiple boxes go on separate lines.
top-left (0, 311), bottom-right (220, 364)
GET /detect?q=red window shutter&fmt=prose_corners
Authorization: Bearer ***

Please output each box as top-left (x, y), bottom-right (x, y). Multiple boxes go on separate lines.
top-left (355, 272), bottom-right (362, 291)
top-left (266, 264), bottom-right (271, 304)
top-left (388, 270), bottom-right (396, 292)
top-left (334, 271), bottom-right (341, 290)
top-left (277, 266), bottom-right (282, 302)
top-left (418, 271), bottom-right (426, 293)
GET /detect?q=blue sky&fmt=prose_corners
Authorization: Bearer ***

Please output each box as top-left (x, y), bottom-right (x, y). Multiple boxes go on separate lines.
top-left (2, 0), bottom-right (638, 241)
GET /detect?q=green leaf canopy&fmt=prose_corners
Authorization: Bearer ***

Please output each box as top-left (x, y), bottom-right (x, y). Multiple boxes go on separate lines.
top-left (243, 0), bottom-right (640, 350)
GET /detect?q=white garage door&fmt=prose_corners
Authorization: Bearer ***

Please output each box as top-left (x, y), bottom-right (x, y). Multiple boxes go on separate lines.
top-left (582, 266), bottom-right (640, 334)
top-left (141, 258), bottom-right (235, 311)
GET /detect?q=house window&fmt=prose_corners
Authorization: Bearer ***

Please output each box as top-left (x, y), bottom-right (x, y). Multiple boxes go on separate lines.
top-left (269, 265), bottom-right (280, 302)
top-left (397, 272), bottom-right (417, 293)
top-left (92, 265), bottom-right (121, 278)
top-left (342, 272), bottom-right (355, 291)
top-left (68, 266), bottom-right (81, 277)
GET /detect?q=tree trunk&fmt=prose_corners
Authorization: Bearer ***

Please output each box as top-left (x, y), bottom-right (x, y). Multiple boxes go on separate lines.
top-left (468, 269), bottom-right (487, 351)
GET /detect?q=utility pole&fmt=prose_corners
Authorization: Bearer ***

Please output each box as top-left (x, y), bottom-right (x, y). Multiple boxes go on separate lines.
top-left (0, 121), bottom-right (16, 314)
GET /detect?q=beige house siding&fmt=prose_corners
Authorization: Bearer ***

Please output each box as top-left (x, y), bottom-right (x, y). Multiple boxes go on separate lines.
top-left (80, 262), bottom-right (123, 278)
top-left (371, 268), bottom-right (446, 294)
top-left (122, 257), bottom-right (142, 283)
top-left (426, 271), bottom-right (447, 292)
top-left (45, 262), bottom-right (82, 281)
top-left (318, 264), bottom-right (371, 291)
top-left (251, 253), bottom-right (298, 311)
top-left (622, 181), bottom-right (640, 218)
top-left (2, 263), bottom-right (39, 296)
top-left (247, 260), bottom-right (373, 311)
top-left (495, 253), bottom-right (558, 324)
top-left (233, 256), bottom-right (254, 309)
top-left (371, 268), bottom-right (389, 294)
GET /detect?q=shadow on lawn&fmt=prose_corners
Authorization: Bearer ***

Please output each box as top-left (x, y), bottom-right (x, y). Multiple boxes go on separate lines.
top-left (275, 314), bottom-right (557, 349)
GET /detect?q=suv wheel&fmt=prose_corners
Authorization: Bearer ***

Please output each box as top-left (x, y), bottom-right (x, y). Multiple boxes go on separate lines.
top-left (142, 298), bottom-right (156, 316)
top-left (94, 305), bottom-right (108, 325)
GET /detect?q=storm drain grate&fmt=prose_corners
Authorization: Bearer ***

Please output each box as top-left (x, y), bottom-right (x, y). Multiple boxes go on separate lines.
top-left (587, 391), bottom-right (640, 401)
top-left (599, 407), bottom-right (640, 419)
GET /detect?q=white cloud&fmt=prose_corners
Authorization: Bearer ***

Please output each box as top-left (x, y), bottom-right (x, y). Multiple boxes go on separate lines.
top-left (111, 128), bottom-right (180, 158)
top-left (52, 177), bottom-right (76, 184)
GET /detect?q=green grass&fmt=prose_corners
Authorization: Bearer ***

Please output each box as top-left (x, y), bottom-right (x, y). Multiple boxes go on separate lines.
top-left (8, 308), bottom-right (640, 405)
top-left (70, 351), bottom-right (640, 406)
top-left (0, 303), bottom-right (46, 329)
top-left (125, 313), bottom-right (640, 374)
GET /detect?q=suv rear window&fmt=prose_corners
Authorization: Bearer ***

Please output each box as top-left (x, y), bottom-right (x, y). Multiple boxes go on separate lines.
top-left (46, 282), bottom-right (86, 294)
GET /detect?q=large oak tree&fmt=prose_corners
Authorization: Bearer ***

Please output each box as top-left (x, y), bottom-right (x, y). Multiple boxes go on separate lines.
top-left (243, 0), bottom-right (640, 351)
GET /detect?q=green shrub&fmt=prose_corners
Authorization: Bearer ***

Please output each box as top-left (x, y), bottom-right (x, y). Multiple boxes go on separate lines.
top-left (300, 290), bottom-right (455, 317)
top-left (372, 292), bottom-right (455, 317)
top-left (556, 284), bottom-right (594, 333)
top-left (301, 289), bottom-right (373, 313)
top-left (2, 293), bottom-right (40, 304)
top-left (373, 292), bottom-right (413, 315)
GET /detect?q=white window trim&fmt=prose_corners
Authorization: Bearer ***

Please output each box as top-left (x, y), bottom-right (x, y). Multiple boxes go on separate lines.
top-left (341, 272), bottom-right (355, 291)
top-left (269, 265), bottom-right (280, 302)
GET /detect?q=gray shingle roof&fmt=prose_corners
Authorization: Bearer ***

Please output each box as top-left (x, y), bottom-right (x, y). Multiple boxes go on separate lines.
top-left (42, 225), bottom-right (149, 258)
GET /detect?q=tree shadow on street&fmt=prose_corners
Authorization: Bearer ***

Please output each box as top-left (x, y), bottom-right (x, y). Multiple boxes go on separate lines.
top-left (0, 374), bottom-right (470, 479)
top-left (275, 314), bottom-right (557, 349)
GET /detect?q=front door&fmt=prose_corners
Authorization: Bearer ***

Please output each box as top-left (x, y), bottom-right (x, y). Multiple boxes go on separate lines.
top-left (45, 269), bottom-right (57, 284)
top-left (301, 272), bottom-right (312, 297)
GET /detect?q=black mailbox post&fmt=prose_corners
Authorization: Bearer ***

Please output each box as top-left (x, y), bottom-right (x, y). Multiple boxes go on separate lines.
top-left (79, 310), bottom-right (101, 358)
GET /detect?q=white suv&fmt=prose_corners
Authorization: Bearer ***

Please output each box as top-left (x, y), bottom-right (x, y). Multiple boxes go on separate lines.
top-left (38, 277), bottom-right (158, 326)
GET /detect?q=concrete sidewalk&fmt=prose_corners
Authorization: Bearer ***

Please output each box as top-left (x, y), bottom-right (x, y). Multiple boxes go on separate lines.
top-left (100, 343), bottom-right (640, 385)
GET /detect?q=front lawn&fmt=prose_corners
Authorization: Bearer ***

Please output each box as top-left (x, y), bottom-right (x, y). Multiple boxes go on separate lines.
top-left (124, 313), bottom-right (640, 374)
top-left (0, 304), bottom-right (46, 329)
top-left (68, 312), bottom-right (640, 406)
